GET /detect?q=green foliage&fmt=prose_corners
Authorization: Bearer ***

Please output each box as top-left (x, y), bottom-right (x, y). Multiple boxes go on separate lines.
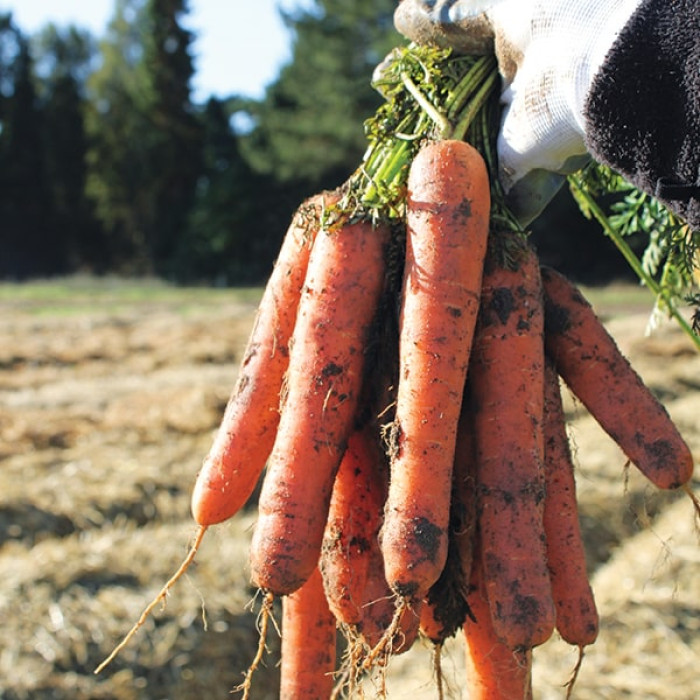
top-left (84, 0), bottom-right (203, 277)
top-left (569, 164), bottom-right (700, 348)
top-left (84, 0), bottom-right (153, 270)
top-left (173, 98), bottom-right (283, 284)
top-left (333, 44), bottom-right (508, 230)
top-left (315, 42), bottom-right (501, 230)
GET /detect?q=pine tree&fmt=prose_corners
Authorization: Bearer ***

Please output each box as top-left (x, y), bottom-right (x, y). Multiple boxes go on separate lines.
top-left (141, 0), bottom-right (203, 276)
top-left (85, 0), bottom-right (153, 271)
top-left (0, 16), bottom-right (53, 277)
top-left (176, 98), bottom-right (261, 283)
top-left (35, 24), bottom-right (103, 271)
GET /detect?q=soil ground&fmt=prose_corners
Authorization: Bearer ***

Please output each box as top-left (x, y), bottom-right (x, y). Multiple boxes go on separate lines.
top-left (1, 277), bottom-right (698, 699)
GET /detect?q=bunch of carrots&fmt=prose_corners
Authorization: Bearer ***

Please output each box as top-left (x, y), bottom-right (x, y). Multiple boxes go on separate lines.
top-left (96, 45), bottom-right (698, 698)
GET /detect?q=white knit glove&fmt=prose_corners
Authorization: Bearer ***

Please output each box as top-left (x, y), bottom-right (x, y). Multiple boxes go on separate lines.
top-left (394, 0), bottom-right (644, 223)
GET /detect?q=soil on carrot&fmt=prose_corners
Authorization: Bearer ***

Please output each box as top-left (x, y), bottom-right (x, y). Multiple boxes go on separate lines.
top-left (1, 278), bottom-right (698, 699)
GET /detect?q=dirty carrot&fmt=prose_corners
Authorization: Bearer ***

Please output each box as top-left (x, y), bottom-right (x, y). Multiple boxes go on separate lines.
top-left (381, 139), bottom-right (490, 603)
top-left (452, 386), bottom-right (479, 598)
top-left (191, 191), bottom-right (338, 527)
top-left (419, 600), bottom-right (446, 646)
top-left (320, 425), bottom-right (387, 626)
top-left (280, 566), bottom-right (337, 700)
top-left (419, 396), bottom-right (479, 647)
top-left (464, 539), bottom-right (533, 700)
top-left (468, 243), bottom-right (555, 650)
top-left (249, 218), bottom-right (390, 595)
top-left (418, 601), bottom-right (448, 700)
top-left (359, 549), bottom-right (423, 657)
top-left (541, 266), bottom-right (694, 490)
top-left (542, 357), bottom-right (599, 649)
top-left (330, 545), bottom-right (421, 696)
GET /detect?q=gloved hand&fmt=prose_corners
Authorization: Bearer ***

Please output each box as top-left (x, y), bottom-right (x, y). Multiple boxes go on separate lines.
top-left (394, 0), bottom-right (700, 230)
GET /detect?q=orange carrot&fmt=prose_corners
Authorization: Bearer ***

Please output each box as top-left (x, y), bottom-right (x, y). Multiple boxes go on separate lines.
top-left (420, 395), bottom-right (479, 645)
top-left (464, 540), bottom-right (533, 700)
top-left (469, 244), bottom-right (555, 650)
top-left (452, 388), bottom-right (479, 596)
top-left (542, 358), bottom-right (599, 647)
top-left (381, 139), bottom-right (490, 603)
top-left (541, 266), bottom-right (694, 490)
top-left (280, 566), bottom-right (337, 699)
top-left (357, 548), bottom-right (396, 649)
top-left (359, 546), bottom-right (422, 655)
top-left (320, 425), bottom-right (387, 626)
top-left (191, 192), bottom-right (337, 526)
top-left (419, 600), bottom-right (444, 645)
top-left (249, 218), bottom-right (390, 595)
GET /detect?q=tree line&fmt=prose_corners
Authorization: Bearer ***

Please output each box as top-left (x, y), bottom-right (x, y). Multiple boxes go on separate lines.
top-left (0, 0), bottom-right (625, 285)
top-left (0, 0), bottom-right (398, 283)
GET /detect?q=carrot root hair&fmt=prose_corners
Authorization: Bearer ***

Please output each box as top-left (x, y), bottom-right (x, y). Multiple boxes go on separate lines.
top-left (682, 484), bottom-right (700, 531)
top-left (332, 624), bottom-right (368, 700)
top-left (361, 596), bottom-right (411, 673)
top-left (432, 642), bottom-right (445, 700)
top-left (94, 524), bottom-right (208, 675)
top-left (564, 645), bottom-right (586, 700)
top-left (234, 591), bottom-right (276, 700)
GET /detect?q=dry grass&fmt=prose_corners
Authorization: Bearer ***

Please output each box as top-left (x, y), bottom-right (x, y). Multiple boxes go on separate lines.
top-left (0, 280), bottom-right (697, 699)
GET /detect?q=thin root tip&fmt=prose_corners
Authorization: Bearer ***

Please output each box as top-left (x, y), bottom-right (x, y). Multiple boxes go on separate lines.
top-left (93, 525), bottom-right (208, 675)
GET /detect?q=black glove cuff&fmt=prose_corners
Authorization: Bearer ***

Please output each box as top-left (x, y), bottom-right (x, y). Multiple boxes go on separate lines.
top-left (584, 0), bottom-right (700, 229)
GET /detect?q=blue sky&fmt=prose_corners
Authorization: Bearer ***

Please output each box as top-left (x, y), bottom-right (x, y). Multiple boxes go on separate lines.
top-left (0, 0), bottom-right (312, 101)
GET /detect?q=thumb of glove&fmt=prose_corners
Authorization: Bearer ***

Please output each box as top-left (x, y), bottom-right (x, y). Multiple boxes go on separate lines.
top-left (393, 0), bottom-right (495, 55)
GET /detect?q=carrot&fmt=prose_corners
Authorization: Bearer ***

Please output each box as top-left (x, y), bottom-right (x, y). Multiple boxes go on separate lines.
top-left (418, 600), bottom-right (449, 700)
top-left (320, 425), bottom-right (388, 626)
top-left (468, 244), bottom-right (555, 650)
top-left (191, 191), bottom-right (338, 526)
top-left (280, 566), bottom-right (337, 699)
top-left (541, 266), bottom-right (694, 490)
top-left (359, 546), bottom-right (422, 655)
top-left (249, 218), bottom-right (390, 595)
top-left (452, 387), bottom-right (479, 597)
top-left (381, 139), bottom-right (490, 603)
top-left (464, 539), bottom-right (533, 700)
top-left (542, 357), bottom-right (599, 648)
top-left (419, 396), bottom-right (479, 646)
top-left (419, 600), bottom-right (445, 645)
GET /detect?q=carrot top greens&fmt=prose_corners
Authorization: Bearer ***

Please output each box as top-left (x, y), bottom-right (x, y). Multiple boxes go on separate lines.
top-left (569, 165), bottom-right (700, 349)
top-left (333, 44), bottom-right (520, 234)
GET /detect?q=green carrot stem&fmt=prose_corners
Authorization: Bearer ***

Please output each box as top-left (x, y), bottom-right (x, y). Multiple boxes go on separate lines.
top-left (569, 176), bottom-right (700, 350)
top-left (360, 113), bottom-right (429, 210)
top-left (400, 72), bottom-right (450, 137)
top-left (451, 69), bottom-right (499, 142)
top-left (446, 56), bottom-right (496, 120)
top-left (334, 44), bottom-right (506, 226)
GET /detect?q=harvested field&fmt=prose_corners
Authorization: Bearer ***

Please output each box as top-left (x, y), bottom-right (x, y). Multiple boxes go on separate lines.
top-left (1, 278), bottom-right (698, 699)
